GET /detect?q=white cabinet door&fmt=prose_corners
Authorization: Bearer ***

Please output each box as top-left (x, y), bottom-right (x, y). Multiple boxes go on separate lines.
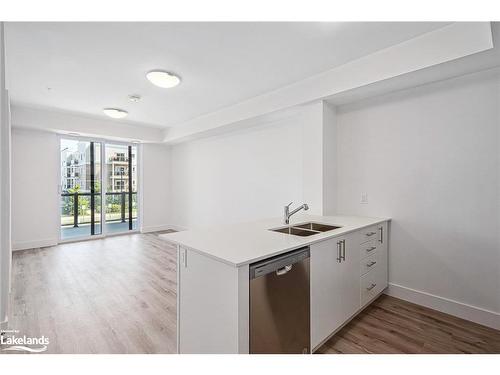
top-left (339, 233), bottom-right (361, 322)
top-left (310, 238), bottom-right (344, 349)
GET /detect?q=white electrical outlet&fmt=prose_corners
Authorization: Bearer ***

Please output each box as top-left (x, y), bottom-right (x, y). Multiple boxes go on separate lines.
top-left (361, 193), bottom-right (368, 204)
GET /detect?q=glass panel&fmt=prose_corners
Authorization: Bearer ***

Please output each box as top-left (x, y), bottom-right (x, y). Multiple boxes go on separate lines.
top-left (104, 144), bottom-right (138, 233)
top-left (132, 191), bottom-right (138, 230)
top-left (94, 194), bottom-right (102, 235)
top-left (93, 142), bottom-right (102, 235)
top-left (60, 139), bottom-right (102, 240)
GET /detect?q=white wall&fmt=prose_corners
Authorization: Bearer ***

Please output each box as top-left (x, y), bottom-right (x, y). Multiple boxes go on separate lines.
top-left (170, 115), bottom-right (306, 229)
top-left (322, 102), bottom-right (337, 215)
top-left (170, 101), bottom-right (342, 229)
top-left (300, 101), bottom-right (338, 216)
top-left (336, 70), bottom-right (500, 325)
top-left (140, 143), bottom-right (172, 232)
top-left (0, 21), bottom-right (11, 327)
top-left (300, 102), bottom-right (326, 216)
top-left (11, 128), bottom-right (59, 250)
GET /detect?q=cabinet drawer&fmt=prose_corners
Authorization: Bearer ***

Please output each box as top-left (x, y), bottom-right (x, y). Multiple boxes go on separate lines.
top-left (360, 225), bottom-right (378, 243)
top-left (359, 251), bottom-right (378, 276)
top-left (360, 265), bottom-right (385, 307)
top-left (359, 239), bottom-right (378, 259)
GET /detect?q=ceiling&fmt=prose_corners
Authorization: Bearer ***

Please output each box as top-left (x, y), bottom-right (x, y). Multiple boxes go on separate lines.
top-left (5, 22), bottom-right (451, 129)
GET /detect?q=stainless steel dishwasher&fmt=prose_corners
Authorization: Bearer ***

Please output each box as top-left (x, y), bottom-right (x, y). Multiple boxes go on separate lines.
top-left (249, 247), bottom-right (310, 354)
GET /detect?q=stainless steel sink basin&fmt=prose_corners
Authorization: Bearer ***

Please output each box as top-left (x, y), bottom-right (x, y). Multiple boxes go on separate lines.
top-left (271, 227), bottom-right (318, 237)
top-left (294, 222), bottom-right (341, 232)
top-left (270, 222), bottom-right (341, 237)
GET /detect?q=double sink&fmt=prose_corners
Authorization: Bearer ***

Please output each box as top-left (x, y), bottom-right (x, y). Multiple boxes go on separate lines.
top-left (270, 222), bottom-right (341, 237)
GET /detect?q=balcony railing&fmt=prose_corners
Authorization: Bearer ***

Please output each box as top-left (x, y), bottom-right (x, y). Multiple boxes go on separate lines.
top-left (61, 191), bottom-right (138, 228)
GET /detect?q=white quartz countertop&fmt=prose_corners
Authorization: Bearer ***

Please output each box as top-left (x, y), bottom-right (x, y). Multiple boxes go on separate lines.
top-left (159, 214), bottom-right (390, 267)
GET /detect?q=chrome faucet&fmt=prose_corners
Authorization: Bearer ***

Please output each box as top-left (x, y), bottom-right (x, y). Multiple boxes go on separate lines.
top-left (284, 202), bottom-right (309, 224)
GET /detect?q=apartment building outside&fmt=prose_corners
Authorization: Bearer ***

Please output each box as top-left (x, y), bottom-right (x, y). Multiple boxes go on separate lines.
top-left (61, 142), bottom-right (137, 193)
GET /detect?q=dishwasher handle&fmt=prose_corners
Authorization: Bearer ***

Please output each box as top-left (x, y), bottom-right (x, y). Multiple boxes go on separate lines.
top-left (276, 264), bottom-right (293, 276)
top-left (250, 247), bottom-right (310, 279)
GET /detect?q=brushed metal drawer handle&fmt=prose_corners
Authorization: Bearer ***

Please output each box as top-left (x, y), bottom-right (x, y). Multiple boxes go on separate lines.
top-left (366, 246), bottom-right (376, 252)
top-left (367, 261), bottom-right (376, 267)
top-left (366, 232), bottom-right (377, 236)
top-left (366, 283), bottom-right (377, 291)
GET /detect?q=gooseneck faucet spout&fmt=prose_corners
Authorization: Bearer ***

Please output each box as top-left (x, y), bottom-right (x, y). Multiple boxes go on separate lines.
top-left (284, 202), bottom-right (309, 224)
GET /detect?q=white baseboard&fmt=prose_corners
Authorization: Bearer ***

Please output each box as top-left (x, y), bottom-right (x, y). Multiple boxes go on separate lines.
top-left (12, 238), bottom-right (58, 251)
top-left (140, 224), bottom-right (187, 233)
top-left (385, 283), bottom-right (500, 330)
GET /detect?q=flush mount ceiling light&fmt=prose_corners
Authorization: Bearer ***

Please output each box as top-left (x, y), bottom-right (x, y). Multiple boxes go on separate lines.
top-left (146, 70), bottom-right (181, 88)
top-left (103, 108), bottom-right (128, 119)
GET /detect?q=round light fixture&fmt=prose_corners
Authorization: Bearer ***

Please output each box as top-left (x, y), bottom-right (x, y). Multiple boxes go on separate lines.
top-left (131, 140), bottom-right (141, 144)
top-left (146, 70), bottom-right (180, 88)
top-left (103, 108), bottom-right (128, 119)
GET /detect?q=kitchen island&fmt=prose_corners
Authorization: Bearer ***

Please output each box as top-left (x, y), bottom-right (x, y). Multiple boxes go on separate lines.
top-left (160, 214), bottom-right (390, 354)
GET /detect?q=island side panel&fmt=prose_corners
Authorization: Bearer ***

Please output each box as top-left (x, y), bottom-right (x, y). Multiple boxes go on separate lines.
top-left (177, 246), bottom-right (241, 353)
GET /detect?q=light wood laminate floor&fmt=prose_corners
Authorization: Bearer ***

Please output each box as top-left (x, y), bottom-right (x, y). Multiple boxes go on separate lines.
top-left (3, 233), bottom-right (500, 354)
top-left (4, 233), bottom-right (178, 354)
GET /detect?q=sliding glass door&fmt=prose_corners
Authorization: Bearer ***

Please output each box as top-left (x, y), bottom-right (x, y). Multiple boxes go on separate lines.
top-left (104, 144), bottom-right (138, 234)
top-left (60, 138), bottom-right (138, 241)
top-left (60, 139), bottom-right (102, 240)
